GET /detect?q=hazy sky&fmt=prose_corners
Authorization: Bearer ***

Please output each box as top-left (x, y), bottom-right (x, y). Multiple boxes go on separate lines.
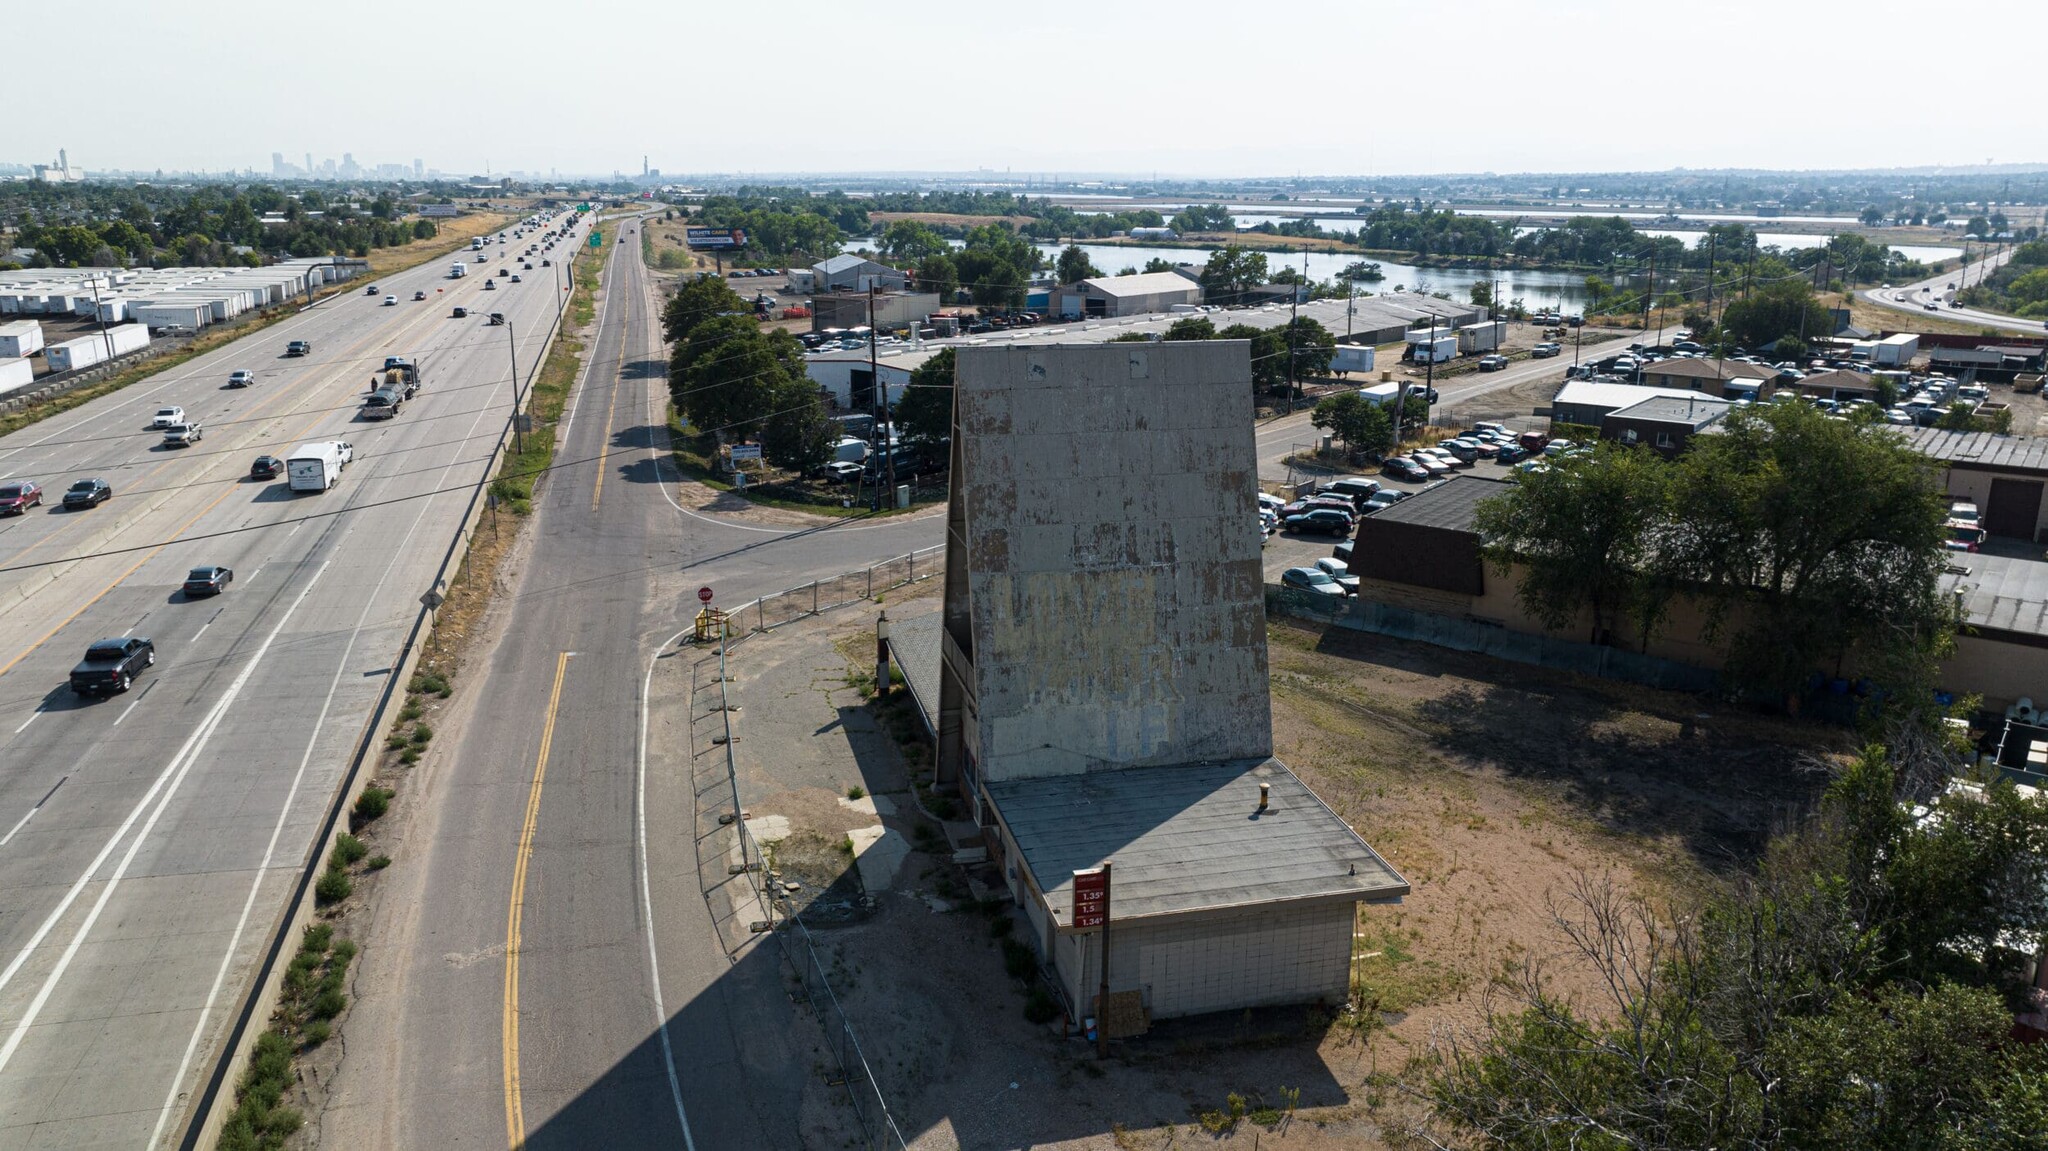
top-left (10, 0), bottom-right (2038, 179)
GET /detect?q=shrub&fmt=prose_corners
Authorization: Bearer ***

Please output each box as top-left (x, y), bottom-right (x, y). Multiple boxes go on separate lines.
top-left (1001, 937), bottom-right (1036, 980)
top-left (368, 854), bottom-right (392, 871)
top-left (411, 723), bottom-right (433, 745)
top-left (353, 786), bottom-right (393, 823)
top-left (300, 1020), bottom-right (331, 1049)
top-left (400, 748), bottom-right (421, 765)
top-left (846, 785), bottom-right (867, 800)
top-left (399, 701), bottom-right (422, 722)
top-left (331, 833), bottom-right (368, 867)
top-left (409, 671), bottom-right (450, 697)
top-left (315, 866), bottom-right (353, 906)
top-left (1023, 986), bottom-right (1059, 1024)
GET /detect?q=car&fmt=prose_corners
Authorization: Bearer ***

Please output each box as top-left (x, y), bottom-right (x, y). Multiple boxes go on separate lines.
top-left (1515, 458), bottom-right (1551, 476)
top-left (413, 290), bottom-right (427, 301)
top-left (1884, 408), bottom-right (1916, 425)
top-left (541, 259), bottom-right (551, 267)
top-left (1477, 354), bottom-right (1508, 372)
top-left (482, 280), bottom-right (496, 291)
top-left (1441, 439), bottom-right (1481, 463)
top-left (1530, 342), bottom-right (1561, 358)
top-left (285, 340), bottom-right (311, 357)
top-left (183, 566), bottom-right (233, 597)
top-left (510, 274), bottom-right (522, 283)
top-left (499, 269), bottom-right (511, 277)
top-left (1945, 521), bottom-right (1986, 553)
top-left (69, 636), bottom-right (154, 696)
top-left (1947, 282), bottom-right (1956, 290)
top-left (162, 422), bottom-right (202, 447)
top-left (1404, 454), bottom-right (1453, 478)
top-left (1256, 492), bottom-right (1288, 515)
top-left (251, 455), bottom-right (284, 479)
top-left (228, 369), bottom-right (255, 388)
top-left (62, 478), bottom-right (111, 509)
top-left (522, 262), bottom-right (533, 270)
top-left (1280, 567), bottom-right (1348, 596)
top-left (1281, 496), bottom-right (1358, 519)
top-left (1495, 444), bottom-right (1530, 464)
top-left (1313, 557), bottom-right (1361, 594)
top-left (0, 481), bottom-right (42, 515)
top-left (452, 306), bottom-right (469, 318)
top-left (1420, 447), bottom-right (1468, 471)
top-left (1924, 302), bottom-right (1940, 311)
top-left (152, 405), bottom-right (185, 429)
top-left (1283, 509), bottom-right (1355, 537)
top-left (364, 285), bottom-right (380, 296)
top-left (383, 295), bottom-right (398, 306)
top-left (1949, 500), bottom-right (1981, 524)
top-left (488, 312), bottom-right (507, 325)
top-left (1364, 489), bottom-right (1411, 510)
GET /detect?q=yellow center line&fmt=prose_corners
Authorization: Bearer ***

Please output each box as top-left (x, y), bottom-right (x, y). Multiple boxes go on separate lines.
top-left (504, 650), bottom-right (571, 1150)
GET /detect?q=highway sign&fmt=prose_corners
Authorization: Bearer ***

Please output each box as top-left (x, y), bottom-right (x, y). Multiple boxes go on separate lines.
top-left (698, 586), bottom-right (714, 603)
top-left (589, 233), bottom-right (602, 248)
top-left (420, 590), bottom-right (445, 610)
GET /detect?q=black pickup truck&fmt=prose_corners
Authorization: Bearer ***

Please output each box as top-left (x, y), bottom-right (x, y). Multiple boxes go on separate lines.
top-left (70, 637), bottom-right (154, 696)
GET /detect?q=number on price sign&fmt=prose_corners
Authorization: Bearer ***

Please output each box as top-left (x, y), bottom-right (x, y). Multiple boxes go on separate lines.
top-left (1072, 867), bottom-right (1108, 929)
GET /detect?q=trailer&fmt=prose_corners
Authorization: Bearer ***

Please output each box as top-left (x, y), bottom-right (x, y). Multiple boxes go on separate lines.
top-left (105, 323), bottom-right (149, 357)
top-left (0, 321), bottom-right (42, 359)
top-left (1873, 332), bottom-right (1919, 367)
top-left (1457, 320), bottom-right (1506, 354)
top-left (1331, 345), bottom-right (1377, 375)
top-left (42, 336), bottom-right (106, 373)
top-left (0, 358), bottom-right (33, 396)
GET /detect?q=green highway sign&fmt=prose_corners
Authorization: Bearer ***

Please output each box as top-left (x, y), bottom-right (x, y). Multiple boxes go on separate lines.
top-left (590, 233), bottom-right (602, 248)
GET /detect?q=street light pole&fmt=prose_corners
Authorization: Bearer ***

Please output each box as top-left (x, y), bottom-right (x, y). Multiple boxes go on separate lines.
top-left (505, 320), bottom-right (523, 456)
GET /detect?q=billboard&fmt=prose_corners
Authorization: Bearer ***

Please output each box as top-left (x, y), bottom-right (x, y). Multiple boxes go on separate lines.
top-left (686, 227), bottom-right (747, 251)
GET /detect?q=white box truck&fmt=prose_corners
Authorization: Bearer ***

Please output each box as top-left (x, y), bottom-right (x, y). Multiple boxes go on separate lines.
top-left (449, 261), bottom-right (468, 279)
top-left (1407, 332), bottom-right (1458, 364)
top-left (0, 320), bottom-right (43, 359)
top-left (287, 441), bottom-right (349, 493)
top-left (1873, 333), bottom-right (1919, 367)
top-left (1331, 345), bottom-right (1376, 375)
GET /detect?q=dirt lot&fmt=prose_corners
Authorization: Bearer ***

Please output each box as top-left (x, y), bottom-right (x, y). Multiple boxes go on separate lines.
top-left (721, 577), bottom-right (1848, 1149)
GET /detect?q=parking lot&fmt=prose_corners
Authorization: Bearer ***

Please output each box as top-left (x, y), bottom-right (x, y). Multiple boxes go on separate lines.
top-left (1261, 451), bottom-right (1527, 584)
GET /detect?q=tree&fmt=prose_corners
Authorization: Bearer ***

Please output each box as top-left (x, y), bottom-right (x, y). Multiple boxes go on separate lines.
top-left (914, 252), bottom-right (958, 300)
top-left (672, 318), bottom-right (796, 438)
top-left (879, 219), bottom-right (949, 264)
top-left (759, 375), bottom-right (835, 473)
top-left (1966, 215), bottom-right (1990, 237)
top-left (895, 348), bottom-right (954, 457)
top-left (1665, 402), bottom-right (1952, 704)
top-left (1169, 203), bottom-right (1234, 233)
top-left (1718, 278), bottom-right (1832, 350)
top-left (1468, 280), bottom-right (1494, 308)
top-left (1141, 257), bottom-right (1176, 274)
top-left (660, 274), bottom-right (747, 346)
top-left (1281, 316), bottom-right (1336, 381)
top-left (1055, 243), bottom-right (1100, 285)
top-left (1476, 443), bottom-right (1674, 645)
top-left (1311, 391), bottom-right (1394, 456)
top-left (1163, 316), bottom-right (1215, 341)
top-left (1859, 205), bottom-right (1885, 226)
top-left (1217, 323), bottom-right (1288, 395)
top-left (1199, 245), bottom-right (1268, 306)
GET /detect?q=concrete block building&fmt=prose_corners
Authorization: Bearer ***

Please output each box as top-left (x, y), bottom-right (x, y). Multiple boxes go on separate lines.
top-left (1050, 271), bottom-right (1202, 319)
top-left (935, 341), bottom-right (1406, 1027)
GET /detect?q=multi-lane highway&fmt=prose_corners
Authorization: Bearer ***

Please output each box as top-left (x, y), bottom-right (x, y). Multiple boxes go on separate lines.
top-left (0, 212), bottom-right (585, 1148)
top-left (1860, 246), bottom-right (2043, 334)
top-left (318, 220), bottom-right (941, 1147)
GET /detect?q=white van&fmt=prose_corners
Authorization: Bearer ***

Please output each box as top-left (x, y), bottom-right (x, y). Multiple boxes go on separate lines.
top-left (286, 441), bottom-right (349, 493)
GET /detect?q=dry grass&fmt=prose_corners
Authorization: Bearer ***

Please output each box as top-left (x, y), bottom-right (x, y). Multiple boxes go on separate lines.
top-left (1827, 291), bottom-right (2002, 338)
top-left (359, 211), bottom-right (513, 278)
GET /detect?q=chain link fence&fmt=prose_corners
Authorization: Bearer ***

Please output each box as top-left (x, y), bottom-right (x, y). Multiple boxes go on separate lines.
top-left (710, 544), bottom-right (943, 645)
top-left (698, 639), bottom-right (911, 1151)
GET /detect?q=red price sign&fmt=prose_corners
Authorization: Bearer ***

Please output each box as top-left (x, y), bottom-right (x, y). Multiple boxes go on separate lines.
top-left (697, 586), bottom-right (714, 603)
top-left (1072, 867), bottom-right (1108, 929)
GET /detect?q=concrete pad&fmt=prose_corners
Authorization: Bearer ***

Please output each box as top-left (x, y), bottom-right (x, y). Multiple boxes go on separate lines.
top-left (743, 813), bottom-right (790, 845)
top-left (847, 826), bottom-right (910, 893)
top-left (836, 792), bottom-right (897, 818)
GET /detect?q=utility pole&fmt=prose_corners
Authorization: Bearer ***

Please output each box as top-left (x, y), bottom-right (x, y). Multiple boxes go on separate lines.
top-left (1286, 248), bottom-right (1304, 408)
top-left (1641, 250), bottom-right (1656, 336)
top-left (1423, 312), bottom-right (1438, 428)
top-left (868, 283), bottom-right (895, 510)
top-left (1704, 232), bottom-right (1717, 331)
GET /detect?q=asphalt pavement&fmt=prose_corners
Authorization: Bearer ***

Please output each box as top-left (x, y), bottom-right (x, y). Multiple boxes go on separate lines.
top-left (1859, 247), bottom-right (2041, 334)
top-left (0, 212), bottom-right (588, 1148)
top-left (318, 219), bottom-right (942, 1148)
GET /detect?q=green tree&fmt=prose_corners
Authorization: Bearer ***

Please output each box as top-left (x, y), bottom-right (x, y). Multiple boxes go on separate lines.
top-left (1199, 245), bottom-right (1268, 306)
top-left (1719, 277), bottom-right (1832, 350)
top-left (660, 274), bottom-right (747, 346)
top-left (411, 219), bottom-right (437, 241)
top-left (1169, 203), bottom-right (1234, 233)
top-left (879, 219), bottom-right (948, 263)
top-left (895, 348), bottom-right (954, 456)
top-left (1055, 243), bottom-right (1100, 285)
top-left (1468, 280), bottom-right (1494, 309)
top-left (1311, 391), bottom-right (1394, 455)
top-left (1141, 257), bottom-right (1177, 274)
top-left (914, 252), bottom-right (958, 300)
top-left (1858, 205), bottom-right (1885, 226)
top-left (1281, 316), bottom-right (1337, 381)
top-left (1665, 402), bottom-right (1952, 705)
top-left (1218, 323), bottom-right (1288, 395)
top-left (673, 318), bottom-right (797, 438)
top-left (1163, 316), bottom-right (1215, 341)
top-left (1476, 442), bottom-right (1674, 645)
top-left (759, 375), bottom-right (835, 473)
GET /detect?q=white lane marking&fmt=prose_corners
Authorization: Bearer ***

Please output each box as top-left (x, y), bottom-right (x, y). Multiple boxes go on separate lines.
top-left (637, 624), bottom-right (698, 1150)
top-left (13, 708), bottom-right (42, 735)
top-left (0, 777), bottom-right (64, 847)
top-left (112, 691), bottom-right (147, 727)
top-left (149, 318), bottom-right (518, 1143)
top-left (0, 561), bottom-right (330, 1076)
top-left (192, 622), bottom-right (211, 641)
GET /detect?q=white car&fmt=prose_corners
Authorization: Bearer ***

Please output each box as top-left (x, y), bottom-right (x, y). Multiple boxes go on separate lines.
top-left (152, 405), bottom-right (185, 429)
top-left (383, 295), bottom-right (398, 306)
top-left (228, 370), bottom-right (255, 388)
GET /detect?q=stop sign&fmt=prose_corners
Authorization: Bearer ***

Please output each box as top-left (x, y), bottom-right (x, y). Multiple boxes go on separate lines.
top-left (697, 586), bottom-right (713, 603)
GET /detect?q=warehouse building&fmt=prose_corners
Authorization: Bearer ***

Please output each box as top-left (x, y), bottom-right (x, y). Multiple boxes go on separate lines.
top-left (1599, 393), bottom-right (1730, 457)
top-left (810, 290), bottom-right (940, 334)
top-left (811, 254), bottom-right (904, 293)
top-left (1050, 271), bottom-right (1203, 319)
top-left (1907, 428), bottom-right (2048, 542)
top-left (936, 341), bottom-right (1406, 1028)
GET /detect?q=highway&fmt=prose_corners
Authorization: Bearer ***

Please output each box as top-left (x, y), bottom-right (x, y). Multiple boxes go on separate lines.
top-left (1859, 246), bottom-right (2044, 334)
top-left (319, 221), bottom-right (940, 1147)
top-left (0, 211), bottom-right (586, 1148)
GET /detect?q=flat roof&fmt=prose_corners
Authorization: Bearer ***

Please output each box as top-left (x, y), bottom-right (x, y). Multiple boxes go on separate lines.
top-left (1943, 552), bottom-right (2048, 640)
top-left (1367, 473), bottom-right (1512, 532)
top-left (1641, 358), bottom-right (1733, 380)
top-left (1607, 393), bottom-right (1730, 426)
top-left (1553, 380), bottom-right (1719, 412)
top-left (1905, 427), bottom-right (2048, 474)
top-left (1079, 271), bottom-right (1199, 297)
top-left (986, 759), bottom-right (1408, 927)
